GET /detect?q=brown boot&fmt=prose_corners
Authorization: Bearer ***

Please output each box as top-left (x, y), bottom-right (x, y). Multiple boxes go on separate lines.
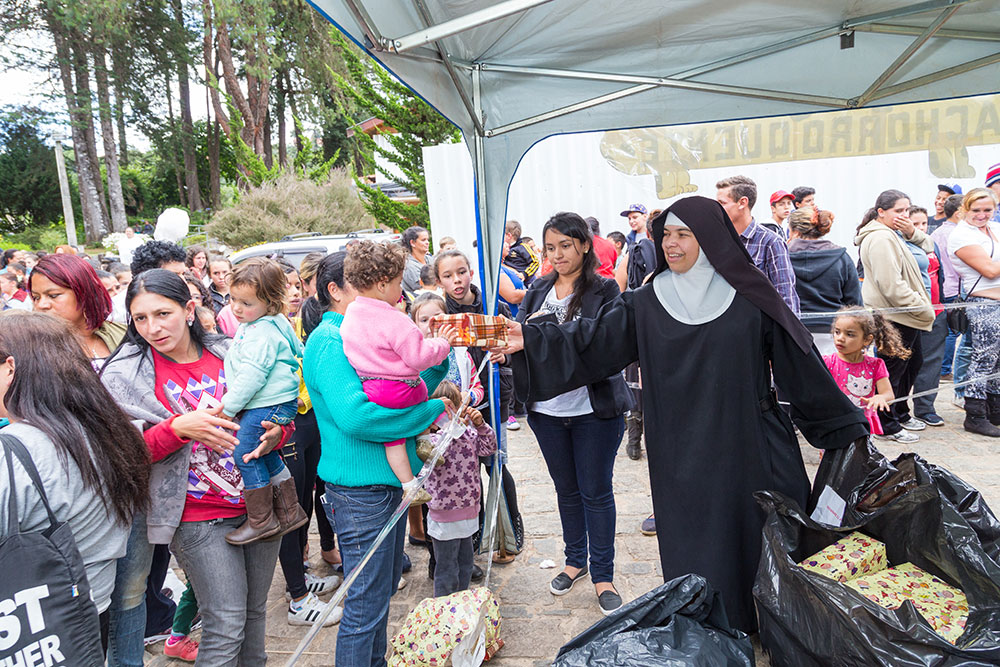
top-left (272, 477), bottom-right (309, 537)
top-left (226, 485), bottom-right (281, 545)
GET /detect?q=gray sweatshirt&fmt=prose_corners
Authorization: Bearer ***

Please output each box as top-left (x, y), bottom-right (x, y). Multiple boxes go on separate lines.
top-left (0, 423), bottom-right (128, 612)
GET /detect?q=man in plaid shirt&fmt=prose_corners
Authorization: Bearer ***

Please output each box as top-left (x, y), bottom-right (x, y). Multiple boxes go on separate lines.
top-left (716, 175), bottom-right (801, 315)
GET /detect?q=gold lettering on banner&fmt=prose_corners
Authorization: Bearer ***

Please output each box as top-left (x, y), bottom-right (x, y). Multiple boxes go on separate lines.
top-left (600, 94), bottom-right (1000, 199)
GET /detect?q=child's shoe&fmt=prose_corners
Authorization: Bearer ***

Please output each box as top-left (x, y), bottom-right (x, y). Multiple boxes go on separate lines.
top-left (402, 479), bottom-right (432, 505)
top-left (163, 635), bottom-right (198, 662)
top-left (272, 477), bottom-right (310, 537)
top-left (226, 485), bottom-right (281, 545)
top-left (416, 435), bottom-right (445, 464)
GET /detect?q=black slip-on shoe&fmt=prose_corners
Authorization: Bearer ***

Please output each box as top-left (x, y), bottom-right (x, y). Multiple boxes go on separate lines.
top-left (598, 589), bottom-right (623, 616)
top-left (550, 567), bottom-right (589, 596)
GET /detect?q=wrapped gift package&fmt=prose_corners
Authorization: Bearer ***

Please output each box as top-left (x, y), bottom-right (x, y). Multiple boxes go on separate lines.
top-left (798, 531), bottom-right (887, 583)
top-left (429, 313), bottom-right (508, 348)
top-left (845, 563), bottom-right (968, 644)
top-left (389, 587), bottom-right (502, 666)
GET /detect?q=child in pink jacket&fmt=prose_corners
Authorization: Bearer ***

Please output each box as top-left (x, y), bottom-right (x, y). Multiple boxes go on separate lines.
top-left (341, 241), bottom-right (458, 500)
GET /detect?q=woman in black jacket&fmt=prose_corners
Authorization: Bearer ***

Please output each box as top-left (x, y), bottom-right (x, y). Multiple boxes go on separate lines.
top-left (518, 212), bottom-right (632, 616)
top-left (787, 207), bottom-right (863, 356)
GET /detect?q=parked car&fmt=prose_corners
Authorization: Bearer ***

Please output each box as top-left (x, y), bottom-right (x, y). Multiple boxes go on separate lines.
top-left (228, 229), bottom-right (403, 268)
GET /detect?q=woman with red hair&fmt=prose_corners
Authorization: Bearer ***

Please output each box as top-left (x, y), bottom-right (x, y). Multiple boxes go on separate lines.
top-left (28, 254), bottom-right (127, 365)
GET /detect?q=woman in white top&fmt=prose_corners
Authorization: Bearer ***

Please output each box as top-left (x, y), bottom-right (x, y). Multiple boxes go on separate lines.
top-left (515, 212), bottom-right (632, 617)
top-left (948, 188), bottom-right (1000, 437)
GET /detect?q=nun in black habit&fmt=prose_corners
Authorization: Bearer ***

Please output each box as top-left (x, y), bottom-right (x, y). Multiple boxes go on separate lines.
top-left (500, 196), bottom-right (868, 633)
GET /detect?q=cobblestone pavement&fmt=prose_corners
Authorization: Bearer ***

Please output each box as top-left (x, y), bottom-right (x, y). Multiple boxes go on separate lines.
top-left (146, 381), bottom-right (998, 665)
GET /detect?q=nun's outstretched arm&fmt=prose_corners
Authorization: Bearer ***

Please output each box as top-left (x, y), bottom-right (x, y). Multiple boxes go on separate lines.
top-left (506, 292), bottom-right (639, 405)
top-left (766, 316), bottom-right (870, 449)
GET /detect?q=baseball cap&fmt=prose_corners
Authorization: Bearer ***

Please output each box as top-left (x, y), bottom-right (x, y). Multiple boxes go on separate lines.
top-left (986, 163), bottom-right (1000, 188)
top-left (769, 190), bottom-right (795, 205)
top-left (619, 204), bottom-right (647, 217)
top-left (938, 183), bottom-right (963, 195)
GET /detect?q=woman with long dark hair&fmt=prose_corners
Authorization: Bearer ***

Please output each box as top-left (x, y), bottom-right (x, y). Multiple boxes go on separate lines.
top-left (28, 253), bottom-right (127, 365)
top-left (0, 311), bottom-right (149, 653)
top-left (101, 269), bottom-right (289, 665)
top-left (517, 212), bottom-right (631, 616)
top-left (855, 189), bottom-right (935, 443)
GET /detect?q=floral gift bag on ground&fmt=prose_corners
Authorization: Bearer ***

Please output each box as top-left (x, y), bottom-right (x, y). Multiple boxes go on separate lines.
top-left (389, 587), bottom-right (502, 667)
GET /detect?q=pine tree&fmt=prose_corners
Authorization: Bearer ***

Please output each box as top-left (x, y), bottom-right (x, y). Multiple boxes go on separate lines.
top-left (331, 33), bottom-right (459, 232)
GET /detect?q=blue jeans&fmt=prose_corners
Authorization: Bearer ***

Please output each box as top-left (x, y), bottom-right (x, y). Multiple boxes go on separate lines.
top-left (941, 295), bottom-right (958, 375)
top-left (107, 514), bottom-right (154, 667)
top-left (235, 400), bottom-right (297, 489)
top-left (914, 310), bottom-right (948, 418)
top-left (527, 411), bottom-right (624, 583)
top-left (954, 335), bottom-right (973, 399)
top-left (324, 484), bottom-right (406, 667)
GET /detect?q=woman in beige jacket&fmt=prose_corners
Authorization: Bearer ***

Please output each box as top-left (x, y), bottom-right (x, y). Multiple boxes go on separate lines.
top-left (856, 189), bottom-right (935, 443)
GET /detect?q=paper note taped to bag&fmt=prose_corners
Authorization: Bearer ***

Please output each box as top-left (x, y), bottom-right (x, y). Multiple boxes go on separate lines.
top-left (430, 314), bottom-right (508, 348)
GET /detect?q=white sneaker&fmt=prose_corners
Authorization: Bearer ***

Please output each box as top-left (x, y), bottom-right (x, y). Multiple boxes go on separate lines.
top-left (899, 418), bottom-right (927, 431)
top-left (875, 431), bottom-right (920, 444)
top-left (288, 592), bottom-right (342, 626)
top-left (285, 572), bottom-right (341, 600)
top-left (397, 576), bottom-right (408, 591)
top-left (506, 416), bottom-right (521, 431)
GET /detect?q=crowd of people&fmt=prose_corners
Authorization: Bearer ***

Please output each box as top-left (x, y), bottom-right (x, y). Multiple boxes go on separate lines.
top-left (0, 160), bottom-right (999, 665)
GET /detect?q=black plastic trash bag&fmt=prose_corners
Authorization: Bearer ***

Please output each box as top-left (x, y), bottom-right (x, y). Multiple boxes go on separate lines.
top-left (554, 574), bottom-right (754, 667)
top-left (808, 438), bottom-right (1000, 564)
top-left (754, 488), bottom-right (1000, 666)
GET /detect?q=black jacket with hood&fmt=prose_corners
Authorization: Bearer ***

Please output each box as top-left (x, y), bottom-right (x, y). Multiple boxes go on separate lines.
top-left (788, 239), bottom-right (863, 332)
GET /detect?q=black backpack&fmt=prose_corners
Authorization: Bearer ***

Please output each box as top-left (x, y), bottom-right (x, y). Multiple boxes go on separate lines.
top-left (1, 433), bottom-right (104, 665)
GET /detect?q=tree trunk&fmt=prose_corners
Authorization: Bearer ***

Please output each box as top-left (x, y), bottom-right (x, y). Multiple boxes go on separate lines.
top-left (72, 39), bottom-right (111, 237)
top-left (206, 50), bottom-right (222, 210)
top-left (276, 72), bottom-right (287, 167)
top-left (49, 14), bottom-right (103, 243)
top-left (173, 0), bottom-right (202, 210)
top-left (92, 42), bottom-right (128, 232)
top-left (111, 43), bottom-right (129, 167)
top-left (263, 108), bottom-right (273, 168)
top-left (286, 71), bottom-right (302, 153)
top-left (164, 72), bottom-right (187, 208)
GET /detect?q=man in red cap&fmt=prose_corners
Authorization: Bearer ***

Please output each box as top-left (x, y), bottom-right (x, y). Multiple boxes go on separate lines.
top-left (766, 190), bottom-right (795, 237)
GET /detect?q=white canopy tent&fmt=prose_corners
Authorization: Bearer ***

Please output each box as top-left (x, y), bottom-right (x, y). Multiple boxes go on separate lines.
top-left (307, 0), bottom-right (1000, 303)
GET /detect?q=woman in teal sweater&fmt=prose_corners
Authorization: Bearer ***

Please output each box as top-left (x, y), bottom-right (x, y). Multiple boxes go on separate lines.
top-left (303, 251), bottom-right (450, 667)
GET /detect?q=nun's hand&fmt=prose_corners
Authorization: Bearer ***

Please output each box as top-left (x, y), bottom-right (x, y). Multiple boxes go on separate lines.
top-left (491, 319), bottom-right (523, 355)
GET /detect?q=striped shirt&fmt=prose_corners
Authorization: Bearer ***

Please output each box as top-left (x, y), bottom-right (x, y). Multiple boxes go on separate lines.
top-left (739, 219), bottom-right (801, 315)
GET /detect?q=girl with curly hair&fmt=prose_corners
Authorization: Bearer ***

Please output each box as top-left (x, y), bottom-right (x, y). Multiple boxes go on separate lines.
top-left (824, 307), bottom-right (910, 436)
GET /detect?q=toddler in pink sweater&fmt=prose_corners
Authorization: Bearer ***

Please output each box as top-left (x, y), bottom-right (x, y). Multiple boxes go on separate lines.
top-left (341, 241), bottom-right (459, 499)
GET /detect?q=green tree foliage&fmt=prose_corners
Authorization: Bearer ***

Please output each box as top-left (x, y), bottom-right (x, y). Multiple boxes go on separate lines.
top-left (206, 170), bottom-right (373, 248)
top-left (331, 33), bottom-right (459, 232)
top-left (0, 108), bottom-right (65, 232)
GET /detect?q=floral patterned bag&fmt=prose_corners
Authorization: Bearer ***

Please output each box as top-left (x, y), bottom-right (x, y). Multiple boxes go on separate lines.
top-left (389, 587), bottom-right (503, 666)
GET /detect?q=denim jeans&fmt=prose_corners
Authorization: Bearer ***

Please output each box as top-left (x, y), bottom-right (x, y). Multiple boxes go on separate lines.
top-left (878, 323), bottom-right (923, 435)
top-left (527, 411), bottom-right (624, 583)
top-left (941, 295), bottom-right (958, 375)
top-left (954, 334), bottom-right (973, 399)
top-left (324, 484), bottom-right (406, 667)
top-left (913, 310), bottom-right (948, 418)
top-left (235, 400), bottom-right (297, 489)
top-left (170, 516), bottom-right (280, 666)
top-left (107, 513), bottom-right (154, 667)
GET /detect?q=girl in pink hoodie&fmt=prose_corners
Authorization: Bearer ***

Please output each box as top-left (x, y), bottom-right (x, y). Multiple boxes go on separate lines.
top-left (341, 241), bottom-right (458, 499)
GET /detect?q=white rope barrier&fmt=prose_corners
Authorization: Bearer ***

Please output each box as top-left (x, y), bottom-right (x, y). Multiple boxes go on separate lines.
top-left (798, 299), bottom-right (1000, 320)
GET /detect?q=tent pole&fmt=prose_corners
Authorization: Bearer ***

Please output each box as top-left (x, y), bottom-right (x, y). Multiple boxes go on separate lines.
top-left (857, 23), bottom-right (1000, 42)
top-left (412, 0), bottom-right (484, 135)
top-left (855, 5), bottom-right (961, 106)
top-left (342, 0), bottom-right (384, 49)
top-left (670, 0), bottom-right (977, 80)
top-left (486, 84), bottom-right (656, 137)
top-left (390, 0), bottom-right (556, 53)
top-left (869, 50), bottom-right (1000, 101)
